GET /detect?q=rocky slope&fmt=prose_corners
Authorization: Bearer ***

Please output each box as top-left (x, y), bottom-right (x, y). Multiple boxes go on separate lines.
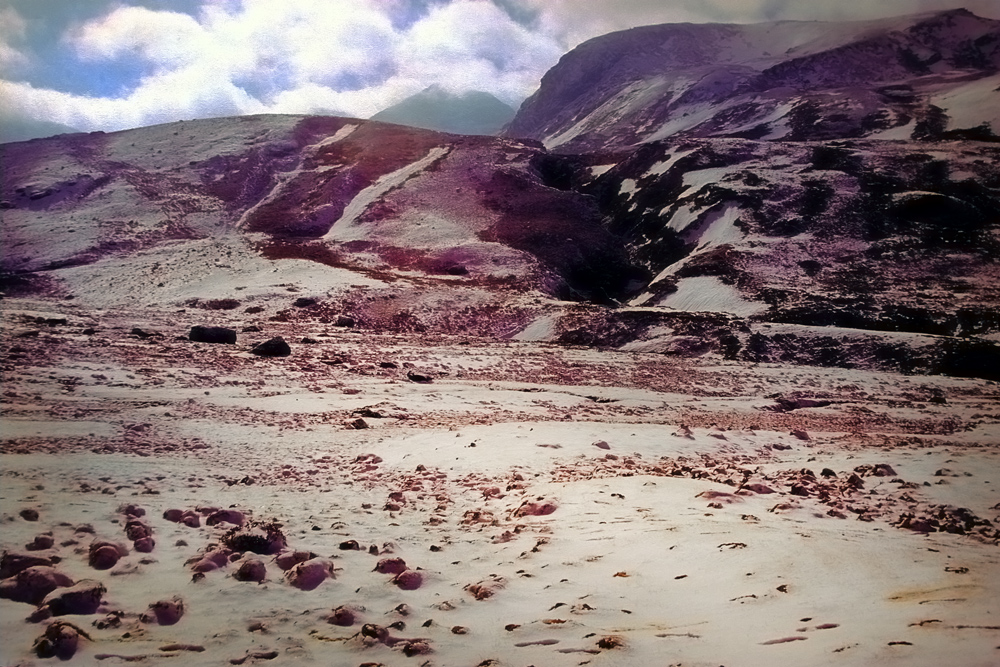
top-left (1, 9), bottom-right (998, 381)
top-left (506, 9), bottom-right (1000, 152)
top-left (0, 114), bottom-right (642, 309)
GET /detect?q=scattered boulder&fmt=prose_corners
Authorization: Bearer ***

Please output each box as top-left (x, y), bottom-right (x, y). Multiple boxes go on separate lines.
top-left (118, 504), bottom-right (146, 518)
top-left (251, 337), bottom-right (291, 357)
top-left (25, 533), bottom-right (55, 551)
top-left (274, 550), bottom-right (317, 571)
top-left (328, 606), bottom-right (356, 626)
top-left (188, 326), bottom-right (237, 344)
top-left (285, 558), bottom-right (334, 591)
top-left (374, 558), bottom-right (407, 575)
top-left (88, 541), bottom-right (128, 570)
top-left (163, 508), bottom-right (202, 527)
top-left (293, 297), bottom-right (318, 308)
top-left (133, 537), bottom-right (155, 553)
top-left (1, 552), bottom-right (57, 578)
top-left (38, 579), bottom-right (106, 617)
top-left (206, 509), bottom-right (246, 527)
top-left (406, 371), bottom-right (432, 383)
top-left (221, 522), bottom-right (286, 555)
top-left (0, 566), bottom-right (74, 604)
top-left (514, 500), bottom-right (558, 517)
top-left (393, 570), bottom-right (423, 591)
top-left (146, 597), bottom-right (184, 625)
top-left (19, 508), bottom-right (40, 522)
top-left (33, 621), bottom-right (90, 660)
top-left (124, 520), bottom-right (152, 541)
top-left (234, 558), bottom-right (267, 583)
top-left (335, 315), bottom-right (355, 327)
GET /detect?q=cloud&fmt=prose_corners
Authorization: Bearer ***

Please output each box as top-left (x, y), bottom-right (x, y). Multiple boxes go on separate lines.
top-left (0, 5), bottom-right (31, 71)
top-left (68, 5), bottom-right (207, 69)
top-left (2, 0), bottom-right (564, 131)
top-left (2, 0), bottom-right (998, 134)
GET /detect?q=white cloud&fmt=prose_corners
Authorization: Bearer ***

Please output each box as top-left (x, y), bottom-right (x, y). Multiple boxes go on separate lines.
top-left (5, 0), bottom-right (562, 131)
top-left (0, 6), bottom-right (31, 71)
top-left (69, 6), bottom-right (208, 69)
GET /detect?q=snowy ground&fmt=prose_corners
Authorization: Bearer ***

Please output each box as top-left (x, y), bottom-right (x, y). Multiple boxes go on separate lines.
top-left (2, 298), bottom-right (999, 666)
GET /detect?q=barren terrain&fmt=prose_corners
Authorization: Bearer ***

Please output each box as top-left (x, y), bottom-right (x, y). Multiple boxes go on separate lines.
top-left (2, 300), bottom-right (998, 666)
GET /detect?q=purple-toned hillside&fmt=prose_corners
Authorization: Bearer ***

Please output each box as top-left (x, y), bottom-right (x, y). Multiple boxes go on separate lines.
top-left (506, 9), bottom-right (1000, 151)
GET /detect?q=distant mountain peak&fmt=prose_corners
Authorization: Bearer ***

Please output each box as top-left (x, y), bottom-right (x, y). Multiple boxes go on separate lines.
top-left (370, 87), bottom-right (515, 136)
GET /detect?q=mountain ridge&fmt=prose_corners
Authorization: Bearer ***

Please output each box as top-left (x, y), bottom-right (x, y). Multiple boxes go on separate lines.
top-left (1, 9), bottom-right (998, 379)
top-left (505, 8), bottom-right (1000, 151)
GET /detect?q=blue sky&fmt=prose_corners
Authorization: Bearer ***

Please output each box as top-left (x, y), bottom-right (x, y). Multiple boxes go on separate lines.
top-left (1, 0), bottom-right (997, 133)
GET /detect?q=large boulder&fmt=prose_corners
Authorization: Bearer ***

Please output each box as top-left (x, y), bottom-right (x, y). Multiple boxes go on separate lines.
top-left (189, 326), bottom-right (237, 344)
top-left (251, 337), bottom-right (291, 357)
top-left (0, 566), bottom-right (74, 604)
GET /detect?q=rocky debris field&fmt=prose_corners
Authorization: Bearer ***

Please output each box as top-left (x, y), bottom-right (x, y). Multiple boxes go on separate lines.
top-left (2, 298), bottom-right (999, 666)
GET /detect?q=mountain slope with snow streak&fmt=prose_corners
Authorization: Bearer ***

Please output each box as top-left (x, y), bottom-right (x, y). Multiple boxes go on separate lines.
top-left (506, 9), bottom-right (1000, 151)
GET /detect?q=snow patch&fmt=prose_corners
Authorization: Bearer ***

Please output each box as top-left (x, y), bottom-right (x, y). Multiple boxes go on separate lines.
top-left (678, 168), bottom-right (731, 199)
top-left (589, 164), bottom-right (615, 178)
top-left (643, 148), bottom-right (697, 178)
top-left (513, 313), bottom-right (559, 341)
top-left (931, 73), bottom-right (1000, 133)
top-left (619, 178), bottom-right (639, 198)
top-left (659, 276), bottom-right (767, 317)
top-left (688, 203), bottom-right (743, 249)
top-left (324, 146), bottom-right (450, 241)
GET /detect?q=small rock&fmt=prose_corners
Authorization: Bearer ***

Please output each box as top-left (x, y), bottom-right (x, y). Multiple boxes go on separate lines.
top-left (19, 508), bottom-right (40, 522)
top-left (791, 430), bottom-right (810, 441)
top-left (406, 371), bottom-right (432, 383)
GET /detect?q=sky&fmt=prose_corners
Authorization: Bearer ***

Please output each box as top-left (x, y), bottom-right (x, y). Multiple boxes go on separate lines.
top-left (1, 0), bottom-right (997, 134)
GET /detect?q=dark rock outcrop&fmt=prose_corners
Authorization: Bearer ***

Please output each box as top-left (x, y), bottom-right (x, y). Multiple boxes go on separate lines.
top-left (189, 326), bottom-right (237, 344)
top-left (251, 337), bottom-right (291, 357)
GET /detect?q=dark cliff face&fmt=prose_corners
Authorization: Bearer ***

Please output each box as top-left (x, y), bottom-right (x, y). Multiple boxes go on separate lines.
top-left (505, 9), bottom-right (1000, 152)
